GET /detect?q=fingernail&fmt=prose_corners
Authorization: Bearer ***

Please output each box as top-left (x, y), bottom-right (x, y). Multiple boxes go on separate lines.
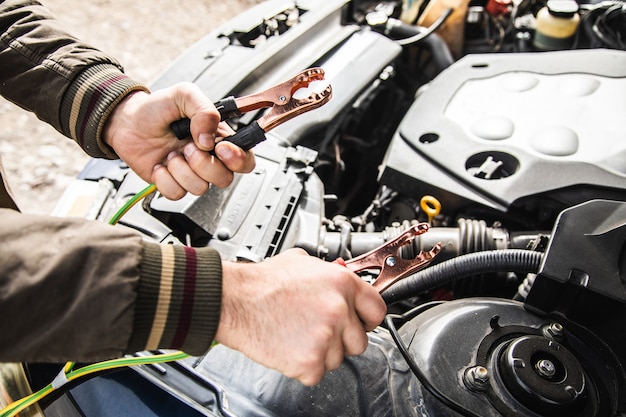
top-left (183, 142), bottom-right (197, 158)
top-left (198, 132), bottom-right (215, 149)
top-left (215, 144), bottom-right (232, 160)
top-left (167, 151), bottom-right (179, 161)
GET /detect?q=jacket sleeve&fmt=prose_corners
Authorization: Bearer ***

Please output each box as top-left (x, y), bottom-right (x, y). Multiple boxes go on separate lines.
top-left (0, 209), bottom-right (222, 362)
top-left (0, 0), bottom-right (222, 362)
top-left (0, 0), bottom-right (148, 158)
top-left (0, 1), bottom-right (222, 361)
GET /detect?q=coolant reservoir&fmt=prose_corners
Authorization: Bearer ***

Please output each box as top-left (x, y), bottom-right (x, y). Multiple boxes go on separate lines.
top-left (533, 0), bottom-right (580, 50)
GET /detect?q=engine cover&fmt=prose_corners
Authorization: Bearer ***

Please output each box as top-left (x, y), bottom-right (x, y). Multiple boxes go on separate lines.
top-left (379, 49), bottom-right (626, 217)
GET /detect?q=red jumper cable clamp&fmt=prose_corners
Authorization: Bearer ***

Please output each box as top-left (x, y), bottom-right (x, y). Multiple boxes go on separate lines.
top-left (335, 223), bottom-right (441, 293)
top-left (170, 67), bottom-right (332, 151)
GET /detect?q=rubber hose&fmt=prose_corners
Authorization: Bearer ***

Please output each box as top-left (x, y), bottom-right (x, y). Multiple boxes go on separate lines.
top-left (382, 249), bottom-right (543, 304)
top-left (380, 19), bottom-right (454, 72)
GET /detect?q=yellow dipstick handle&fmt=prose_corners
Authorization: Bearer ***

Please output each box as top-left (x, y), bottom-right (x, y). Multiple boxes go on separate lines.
top-left (420, 195), bottom-right (441, 224)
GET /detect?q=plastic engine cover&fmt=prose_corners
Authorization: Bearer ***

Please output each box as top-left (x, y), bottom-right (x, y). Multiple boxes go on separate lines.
top-left (379, 49), bottom-right (626, 213)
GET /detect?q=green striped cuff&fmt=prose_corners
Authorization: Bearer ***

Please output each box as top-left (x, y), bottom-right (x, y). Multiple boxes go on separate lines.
top-left (60, 64), bottom-right (149, 159)
top-left (127, 242), bottom-right (223, 356)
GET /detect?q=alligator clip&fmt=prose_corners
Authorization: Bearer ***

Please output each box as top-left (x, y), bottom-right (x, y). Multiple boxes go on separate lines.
top-left (335, 223), bottom-right (442, 293)
top-left (170, 67), bottom-right (332, 151)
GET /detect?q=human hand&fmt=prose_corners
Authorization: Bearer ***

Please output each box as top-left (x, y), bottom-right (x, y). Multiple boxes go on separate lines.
top-left (103, 82), bottom-right (256, 200)
top-left (216, 248), bottom-right (387, 386)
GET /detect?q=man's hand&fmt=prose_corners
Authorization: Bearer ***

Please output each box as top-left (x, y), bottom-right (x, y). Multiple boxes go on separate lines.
top-left (103, 82), bottom-right (255, 200)
top-left (217, 248), bottom-right (387, 386)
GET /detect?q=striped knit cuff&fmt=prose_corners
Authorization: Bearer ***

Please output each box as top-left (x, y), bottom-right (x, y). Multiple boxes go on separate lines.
top-left (127, 242), bottom-right (223, 356)
top-left (60, 64), bottom-right (149, 159)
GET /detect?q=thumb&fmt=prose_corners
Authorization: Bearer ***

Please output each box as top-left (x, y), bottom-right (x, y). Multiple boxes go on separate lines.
top-left (171, 82), bottom-right (221, 151)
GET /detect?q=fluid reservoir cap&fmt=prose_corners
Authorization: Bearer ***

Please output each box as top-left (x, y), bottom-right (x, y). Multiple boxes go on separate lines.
top-left (499, 335), bottom-right (586, 414)
top-left (547, 0), bottom-right (579, 18)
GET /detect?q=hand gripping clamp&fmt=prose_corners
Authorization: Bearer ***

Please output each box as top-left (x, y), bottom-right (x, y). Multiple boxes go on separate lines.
top-left (335, 223), bottom-right (442, 293)
top-left (170, 67), bottom-right (332, 151)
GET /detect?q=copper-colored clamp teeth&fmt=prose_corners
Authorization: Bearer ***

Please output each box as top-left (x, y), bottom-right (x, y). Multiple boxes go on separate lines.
top-left (235, 67), bottom-right (328, 113)
top-left (258, 84), bottom-right (332, 131)
top-left (371, 243), bottom-right (442, 293)
top-left (340, 223), bottom-right (441, 293)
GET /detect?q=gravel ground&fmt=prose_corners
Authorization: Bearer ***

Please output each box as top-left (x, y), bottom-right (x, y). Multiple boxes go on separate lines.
top-left (0, 0), bottom-right (263, 215)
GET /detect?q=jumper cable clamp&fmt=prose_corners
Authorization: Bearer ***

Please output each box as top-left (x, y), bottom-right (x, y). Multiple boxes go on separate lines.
top-left (335, 223), bottom-right (441, 293)
top-left (170, 67), bottom-right (332, 150)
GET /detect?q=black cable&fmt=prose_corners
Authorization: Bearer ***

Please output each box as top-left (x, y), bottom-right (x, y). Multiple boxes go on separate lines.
top-left (382, 249), bottom-right (543, 304)
top-left (385, 303), bottom-right (483, 417)
top-left (593, 3), bottom-right (626, 49)
top-left (394, 8), bottom-right (454, 46)
top-left (382, 250), bottom-right (541, 415)
top-left (577, 1), bottom-right (626, 49)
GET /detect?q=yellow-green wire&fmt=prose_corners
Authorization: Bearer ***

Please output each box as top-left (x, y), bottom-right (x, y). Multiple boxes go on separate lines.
top-left (2, 182), bottom-right (222, 417)
top-left (1, 351), bottom-right (189, 417)
top-left (1, 386), bottom-right (53, 417)
top-left (0, 183), bottom-right (188, 417)
top-left (108, 183), bottom-right (157, 225)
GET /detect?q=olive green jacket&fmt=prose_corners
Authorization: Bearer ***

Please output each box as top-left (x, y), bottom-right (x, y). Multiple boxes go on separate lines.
top-left (0, 0), bottom-right (221, 362)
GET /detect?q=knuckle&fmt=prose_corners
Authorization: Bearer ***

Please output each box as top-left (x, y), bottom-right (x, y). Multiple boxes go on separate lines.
top-left (283, 355), bottom-right (324, 386)
top-left (310, 325), bottom-right (335, 348)
top-left (320, 298), bottom-right (348, 324)
top-left (296, 363), bottom-right (325, 386)
top-left (188, 181), bottom-right (209, 196)
top-left (161, 187), bottom-right (185, 201)
top-left (345, 332), bottom-right (368, 356)
top-left (210, 171), bottom-right (234, 188)
top-left (299, 372), bottom-right (323, 387)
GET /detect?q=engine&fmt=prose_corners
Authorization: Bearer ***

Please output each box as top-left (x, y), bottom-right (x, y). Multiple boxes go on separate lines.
top-left (44, 0), bottom-right (626, 416)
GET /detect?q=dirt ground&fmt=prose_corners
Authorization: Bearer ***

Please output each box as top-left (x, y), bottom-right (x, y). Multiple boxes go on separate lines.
top-left (0, 0), bottom-right (263, 215)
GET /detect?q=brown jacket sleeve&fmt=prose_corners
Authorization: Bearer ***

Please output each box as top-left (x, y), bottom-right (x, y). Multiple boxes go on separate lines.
top-left (0, 208), bottom-right (222, 362)
top-left (0, 0), bottom-right (147, 158)
top-left (0, 0), bottom-right (222, 361)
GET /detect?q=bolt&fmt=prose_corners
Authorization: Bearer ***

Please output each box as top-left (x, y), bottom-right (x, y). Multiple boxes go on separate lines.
top-left (473, 366), bottom-right (489, 382)
top-left (536, 359), bottom-right (556, 378)
top-left (279, 95), bottom-right (286, 102)
top-left (386, 256), bottom-right (397, 267)
top-left (544, 322), bottom-right (564, 340)
top-left (464, 366), bottom-right (490, 391)
top-left (550, 323), bottom-right (563, 335)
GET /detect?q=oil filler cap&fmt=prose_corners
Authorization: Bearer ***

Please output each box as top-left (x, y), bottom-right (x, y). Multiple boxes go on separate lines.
top-left (499, 335), bottom-right (586, 414)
